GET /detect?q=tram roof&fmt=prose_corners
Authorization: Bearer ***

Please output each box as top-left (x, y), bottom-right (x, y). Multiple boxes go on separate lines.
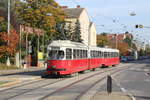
top-left (89, 46), bottom-right (119, 52)
top-left (48, 40), bottom-right (88, 49)
top-left (48, 40), bottom-right (119, 52)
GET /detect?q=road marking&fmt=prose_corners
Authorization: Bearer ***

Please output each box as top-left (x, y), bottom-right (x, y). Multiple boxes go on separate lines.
top-left (113, 78), bottom-right (136, 100)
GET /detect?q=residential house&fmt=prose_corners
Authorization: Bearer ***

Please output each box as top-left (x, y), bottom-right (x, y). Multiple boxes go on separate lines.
top-left (62, 6), bottom-right (97, 46)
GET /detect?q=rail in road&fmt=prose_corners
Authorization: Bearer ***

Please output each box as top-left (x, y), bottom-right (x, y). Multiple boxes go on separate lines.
top-left (0, 63), bottom-right (136, 100)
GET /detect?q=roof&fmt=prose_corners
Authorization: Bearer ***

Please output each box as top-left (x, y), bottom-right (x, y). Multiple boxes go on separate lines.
top-left (63, 8), bottom-right (84, 18)
top-left (48, 40), bottom-right (88, 49)
top-left (107, 33), bottom-right (132, 41)
top-left (48, 40), bottom-right (119, 52)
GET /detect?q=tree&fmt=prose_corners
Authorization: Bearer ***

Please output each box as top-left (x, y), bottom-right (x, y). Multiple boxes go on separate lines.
top-left (14, 0), bottom-right (66, 63)
top-left (108, 41), bottom-right (129, 56)
top-left (0, 16), bottom-right (7, 32)
top-left (71, 20), bottom-right (83, 43)
top-left (97, 34), bottom-right (109, 47)
top-left (15, 0), bottom-right (65, 40)
top-left (0, 30), bottom-right (19, 63)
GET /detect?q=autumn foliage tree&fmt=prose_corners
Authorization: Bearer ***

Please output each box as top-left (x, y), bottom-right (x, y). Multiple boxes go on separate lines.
top-left (108, 41), bottom-right (129, 56)
top-left (0, 30), bottom-right (19, 63)
top-left (97, 33), bottom-right (109, 47)
top-left (15, 0), bottom-right (65, 41)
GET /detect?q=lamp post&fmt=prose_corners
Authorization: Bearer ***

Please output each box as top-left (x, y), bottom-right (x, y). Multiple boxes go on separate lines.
top-left (6, 0), bottom-right (10, 66)
top-left (115, 34), bottom-right (118, 49)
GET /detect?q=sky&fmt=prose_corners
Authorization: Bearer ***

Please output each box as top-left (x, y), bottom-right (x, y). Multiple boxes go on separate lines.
top-left (55, 0), bottom-right (150, 43)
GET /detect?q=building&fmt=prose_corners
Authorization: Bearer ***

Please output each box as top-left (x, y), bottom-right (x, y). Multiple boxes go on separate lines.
top-left (107, 32), bottom-right (133, 42)
top-left (62, 6), bottom-right (97, 46)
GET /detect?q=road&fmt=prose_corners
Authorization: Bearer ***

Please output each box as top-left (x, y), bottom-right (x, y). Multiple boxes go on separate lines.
top-left (113, 59), bottom-right (150, 100)
top-left (0, 59), bottom-right (150, 100)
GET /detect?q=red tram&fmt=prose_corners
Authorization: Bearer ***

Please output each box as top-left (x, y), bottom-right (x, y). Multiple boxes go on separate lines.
top-left (45, 40), bottom-right (119, 76)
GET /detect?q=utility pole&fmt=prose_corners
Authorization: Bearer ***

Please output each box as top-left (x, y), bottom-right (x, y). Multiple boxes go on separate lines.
top-left (6, 0), bottom-right (10, 66)
top-left (115, 34), bottom-right (118, 49)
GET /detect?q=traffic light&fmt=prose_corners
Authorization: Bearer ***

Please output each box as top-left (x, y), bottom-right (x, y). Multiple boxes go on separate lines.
top-left (139, 25), bottom-right (143, 28)
top-left (135, 25), bottom-right (138, 28)
top-left (135, 24), bottom-right (144, 28)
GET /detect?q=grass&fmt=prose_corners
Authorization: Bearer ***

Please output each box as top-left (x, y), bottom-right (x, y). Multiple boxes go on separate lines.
top-left (0, 64), bottom-right (19, 70)
top-left (0, 81), bottom-right (8, 85)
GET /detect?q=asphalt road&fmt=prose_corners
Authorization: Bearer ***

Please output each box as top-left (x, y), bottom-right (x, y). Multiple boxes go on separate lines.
top-left (0, 59), bottom-right (150, 100)
top-left (113, 59), bottom-right (150, 100)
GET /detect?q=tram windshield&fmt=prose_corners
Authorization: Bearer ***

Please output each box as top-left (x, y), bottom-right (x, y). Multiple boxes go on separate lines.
top-left (48, 50), bottom-right (64, 60)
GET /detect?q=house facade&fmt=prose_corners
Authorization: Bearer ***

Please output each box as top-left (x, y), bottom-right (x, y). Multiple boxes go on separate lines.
top-left (62, 6), bottom-right (97, 46)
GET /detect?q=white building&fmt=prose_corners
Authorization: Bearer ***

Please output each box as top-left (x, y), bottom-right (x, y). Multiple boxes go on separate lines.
top-left (62, 6), bottom-right (97, 46)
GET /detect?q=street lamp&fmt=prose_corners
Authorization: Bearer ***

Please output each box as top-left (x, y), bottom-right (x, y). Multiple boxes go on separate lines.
top-left (6, 0), bottom-right (10, 66)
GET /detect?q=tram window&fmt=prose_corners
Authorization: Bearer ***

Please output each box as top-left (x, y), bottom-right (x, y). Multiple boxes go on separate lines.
top-left (80, 50), bottom-right (83, 58)
top-left (83, 50), bottom-right (87, 58)
top-left (111, 52), bottom-right (113, 58)
top-left (96, 51), bottom-right (98, 58)
top-left (115, 52), bottom-right (117, 57)
top-left (90, 51), bottom-right (93, 58)
top-left (66, 48), bottom-right (72, 59)
top-left (107, 52), bottom-right (109, 58)
top-left (104, 52), bottom-right (106, 58)
top-left (112, 52), bottom-right (114, 57)
top-left (73, 49), bottom-right (77, 59)
top-left (83, 50), bottom-right (85, 58)
top-left (77, 50), bottom-right (80, 59)
top-left (48, 50), bottom-right (64, 60)
top-left (100, 51), bottom-right (102, 58)
top-left (108, 52), bottom-right (111, 58)
top-left (98, 51), bottom-right (100, 58)
top-left (94, 51), bottom-right (96, 58)
top-left (83, 50), bottom-right (86, 58)
top-left (113, 52), bottom-right (115, 57)
top-left (85, 50), bottom-right (87, 58)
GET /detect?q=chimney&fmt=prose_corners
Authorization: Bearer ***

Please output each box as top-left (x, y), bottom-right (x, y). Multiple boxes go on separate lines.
top-left (77, 5), bottom-right (80, 8)
top-left (61, 6), bottom-right (68, 9)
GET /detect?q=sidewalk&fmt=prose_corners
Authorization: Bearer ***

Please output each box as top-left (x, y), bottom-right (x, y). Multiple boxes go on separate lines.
top-left (0, 67), bottom-right (45, 89)
top-left (0, 67), bottom-right (45, 76)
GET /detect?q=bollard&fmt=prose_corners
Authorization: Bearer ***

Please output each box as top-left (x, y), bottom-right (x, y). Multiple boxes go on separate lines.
top-left (107, 75), bottom-right (112, 94)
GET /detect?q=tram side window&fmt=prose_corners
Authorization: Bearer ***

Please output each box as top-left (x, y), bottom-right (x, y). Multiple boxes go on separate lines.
top-left (77, 50), bottom-right (80, 59)
top-left (66, 48), bottom-right (72, 59)
top-left (73, 49), bottom-right (77, 59)
top-left (104, 52), bottom-right (106, 58)
top-left (80, 50), bottom-right (82, 58)
top-left (109, 52), bottom-right (111, 58)
top-left (90, 51), bottom-right (92, 58)
top-left (111, 52), bottom-right (113, 58)
top-left (100, 52), bottom-right (103, 58)
top-left (98, 51), bottom-right (100, 58)
top-left (85, 50), bottom-right (87, 58)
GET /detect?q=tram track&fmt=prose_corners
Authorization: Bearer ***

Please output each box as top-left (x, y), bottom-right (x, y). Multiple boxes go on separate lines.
top-left (0, 63), bottom-right (133, 100)
top-left (39, 64), bottom-right (133, 100)
top-left (4, 78), bottom-right (65, 100)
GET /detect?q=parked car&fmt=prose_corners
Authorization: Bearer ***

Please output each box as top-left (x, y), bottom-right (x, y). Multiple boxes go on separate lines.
top-left (121, 56), bottom-right (127, 62)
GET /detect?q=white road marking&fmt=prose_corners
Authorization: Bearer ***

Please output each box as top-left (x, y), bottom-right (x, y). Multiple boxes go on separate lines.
top-left (113, 78), bottom-right (136, 100)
